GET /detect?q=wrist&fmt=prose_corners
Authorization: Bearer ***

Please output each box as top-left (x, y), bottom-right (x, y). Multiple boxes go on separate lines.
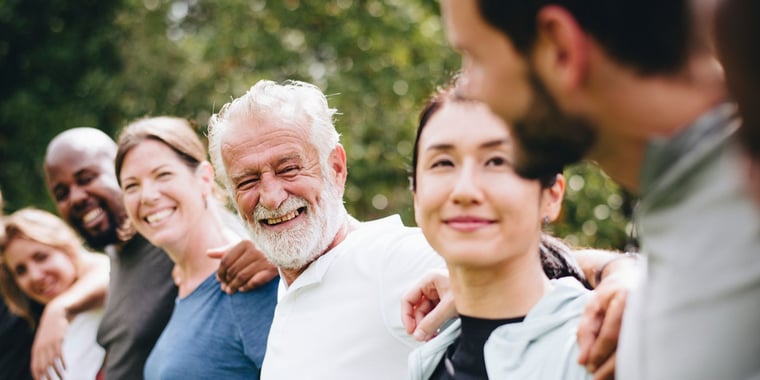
top-left (46, 296), bottom-right (73, 320)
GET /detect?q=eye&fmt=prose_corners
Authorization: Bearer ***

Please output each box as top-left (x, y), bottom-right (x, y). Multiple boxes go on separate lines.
top-left (122, 181), bottom-right (138, 193)
top-left (430, 159), bottom-right (454, 169)
top-left (53, 187), bottom-right (69, 202)
top-left (76, 171), bottom-right (97, 186)
top-left (485, 156), bottom-right (507, 167)
top-left (14, 264), bottom-right (27, 277)
top-left (236, 176), bottom-right (260, 191)
top-left (277, 165), bottom-right (300, 176)
top-left (157, 171), bottom-right (174, 180)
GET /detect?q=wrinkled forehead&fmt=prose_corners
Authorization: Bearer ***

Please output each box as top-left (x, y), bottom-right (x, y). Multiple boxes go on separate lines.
top-left (223, 111), bottom-right (311, 145)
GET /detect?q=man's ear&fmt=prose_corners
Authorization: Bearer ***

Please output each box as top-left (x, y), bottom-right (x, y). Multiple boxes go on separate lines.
top-left (531, 5), bottom-right (590, 93)
top-left (329, 144), bottom-right (348, 190)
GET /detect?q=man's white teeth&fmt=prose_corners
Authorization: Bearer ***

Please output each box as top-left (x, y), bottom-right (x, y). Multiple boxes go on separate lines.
top-left (82, 208), bottom-right (103, 225)
top-left (146, 209), bottom-right (173, 224)
top-left (264, 209), bottom-right (300, 225)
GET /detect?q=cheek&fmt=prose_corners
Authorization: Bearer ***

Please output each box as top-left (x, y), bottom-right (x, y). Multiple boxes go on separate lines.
top-left (16, 278), bottom-right (34, 296)
top-left (57, 200), bottom-right (72, 219)
top-left (53, 256), bottom-right (78, 284)
top-left (65, 263), bottom-right (78, 284)
top-left (123, 194), bottom-right (140, 220)
top-left (497, 187), bottom-right (542, 225)
top-left (235, 191), bottom-right (258, 221)
top-left (414, 181), bottom-right (447, 220)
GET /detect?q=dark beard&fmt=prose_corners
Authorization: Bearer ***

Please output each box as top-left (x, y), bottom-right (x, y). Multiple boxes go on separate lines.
top-left (70, 211), bottom-right (121, 250)
top-left (510, 71), bottom-right (597, 179)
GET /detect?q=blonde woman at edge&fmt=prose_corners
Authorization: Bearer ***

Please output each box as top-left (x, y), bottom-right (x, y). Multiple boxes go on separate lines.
top-left (0, 208), bottom-right (107, 380)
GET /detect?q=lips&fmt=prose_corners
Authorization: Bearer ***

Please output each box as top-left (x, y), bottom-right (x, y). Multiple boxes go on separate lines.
top-left (144, 208), bottom-right (175, 225)
top-left (32, 279), bottom-right (60, 301)
top-left (444, 216), bottom-right (495, 232)
top-left (260, 207), bottom-right (305, 226)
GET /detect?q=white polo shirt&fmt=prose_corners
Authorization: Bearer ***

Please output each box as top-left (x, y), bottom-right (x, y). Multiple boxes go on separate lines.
top-left (261, 215), bottom-right (445, 380)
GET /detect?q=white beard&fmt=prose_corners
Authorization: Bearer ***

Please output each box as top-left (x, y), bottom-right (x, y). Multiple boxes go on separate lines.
top-left (245, 179), bottom-right (346, 271)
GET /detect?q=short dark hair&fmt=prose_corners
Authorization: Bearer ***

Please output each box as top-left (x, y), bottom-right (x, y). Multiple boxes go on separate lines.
top-left (477, 0), bottom-right (692, 75)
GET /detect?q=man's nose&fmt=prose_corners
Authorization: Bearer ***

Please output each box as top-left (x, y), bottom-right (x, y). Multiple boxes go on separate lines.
top-left (258, 178), bottom-right (288, 211)
top-left (70, 185), bottom-right (89, 207)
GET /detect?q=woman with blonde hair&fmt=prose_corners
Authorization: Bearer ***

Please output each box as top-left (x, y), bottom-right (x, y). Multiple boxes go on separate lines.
top-left (0, 208), bottom-right (107, 380)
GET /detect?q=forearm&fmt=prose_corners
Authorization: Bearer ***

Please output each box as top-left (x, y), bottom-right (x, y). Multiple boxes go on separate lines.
top-left (572, 249), bottom-right (638, 289)
top-left (53, 253), bottom-right (109, 318)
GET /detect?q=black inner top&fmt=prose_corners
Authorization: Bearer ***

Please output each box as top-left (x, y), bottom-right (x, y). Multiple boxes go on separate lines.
top-left (429, 314), bottom-right (525, 380)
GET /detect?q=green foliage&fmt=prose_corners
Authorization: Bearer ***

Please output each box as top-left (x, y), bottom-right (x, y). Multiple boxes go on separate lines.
top-left (0, 0), bottom-right (634, 250)
top-left (555, 163), bottom-right (637, 251)
top-left (0, 0), bottom-right (124, 212)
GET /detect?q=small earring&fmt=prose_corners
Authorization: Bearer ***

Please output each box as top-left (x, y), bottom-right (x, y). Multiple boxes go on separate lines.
top-left (542, 216), bottom-right (550, 225)
top-left (202, 194), bottom-right (208, 210)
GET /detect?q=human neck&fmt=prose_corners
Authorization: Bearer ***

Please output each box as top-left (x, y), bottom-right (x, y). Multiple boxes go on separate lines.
top-left (586, 53), bottom-right (727, 192)
top-left (279, 214), bottom-right (359, 286)
top-left (166, 212), bottom-right (232, 297)
top-left (448, 255), bottom-right (551, 319)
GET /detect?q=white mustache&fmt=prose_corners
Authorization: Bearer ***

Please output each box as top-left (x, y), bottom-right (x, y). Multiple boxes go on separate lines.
top-left (252, 196), bottom-right (309, 220)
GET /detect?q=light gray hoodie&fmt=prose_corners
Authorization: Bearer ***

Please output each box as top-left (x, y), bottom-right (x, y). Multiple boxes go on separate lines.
top-left (408, 277), bottom-right (592, 379)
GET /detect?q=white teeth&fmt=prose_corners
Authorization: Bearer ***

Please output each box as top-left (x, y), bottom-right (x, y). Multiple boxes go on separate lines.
top-left (264, 209), bottom-right (301, 225)
top-left (82, 208), bottom-right (103, 225)
top-left (145, 209), bottom-right (173, 225)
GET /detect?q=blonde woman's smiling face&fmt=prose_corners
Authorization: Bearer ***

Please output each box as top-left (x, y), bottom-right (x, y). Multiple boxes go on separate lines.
top-left (4, 238), bottom-right (77, 305)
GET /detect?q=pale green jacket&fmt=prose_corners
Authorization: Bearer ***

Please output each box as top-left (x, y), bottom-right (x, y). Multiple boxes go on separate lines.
top-left (408, 277), bottom-right (592, 380)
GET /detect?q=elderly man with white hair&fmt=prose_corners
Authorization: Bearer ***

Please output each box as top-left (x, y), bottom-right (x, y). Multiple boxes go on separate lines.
top-left (207, 79), bottom-right (445, 379)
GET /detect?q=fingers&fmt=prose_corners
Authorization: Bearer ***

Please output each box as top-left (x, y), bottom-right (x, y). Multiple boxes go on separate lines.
top-left (31, 307), bottom-right (67, 380)
top-left (401, 277), bottom-right (441, 335)
top-left (577, 293), bottom-right (604, 365)
top-left (223, 259), bottom-right (278, 293)
top-left (213, 240), bottom-right (279, 294)
top-left (52, 357), bottom-right (66, 380)
top-left (400, 269), bottom-right (453, 341)
top-left (578, 268), bottom-right (633, 375)
top-left (401, 295), bottom-right (427, 335)
top-left (211, 241), bottom-right (246, 285)
top-left (31, 343), bottom-right (62, 380)
top-left (586, 291), bottom-right (626, 371)
top-left (240, 268), bottom-right (279, 292)
top-left (401, 288), bottom-right (430, 334)
top-left (207, 250), bottom-right (225, 259)
top-left (412, 296), bottom-right (456, 341)
top-left (591, 352), bottom-right (616, 380)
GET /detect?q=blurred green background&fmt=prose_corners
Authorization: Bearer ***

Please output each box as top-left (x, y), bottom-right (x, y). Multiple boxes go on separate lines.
top-left (0, 0), bottom-right (636, 251)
